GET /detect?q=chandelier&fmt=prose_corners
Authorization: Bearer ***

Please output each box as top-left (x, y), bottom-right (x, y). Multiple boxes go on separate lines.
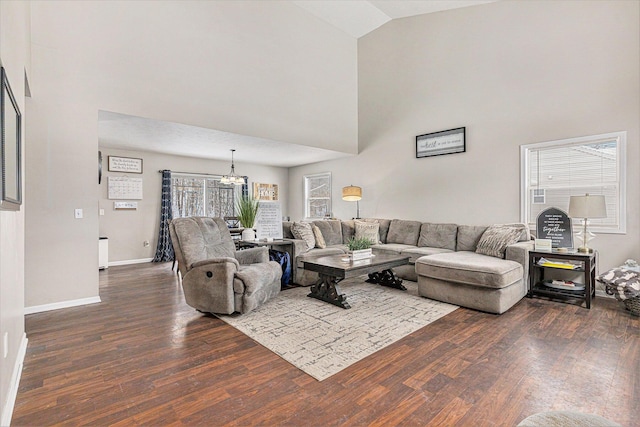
top-left (220, 149), bottom-right (245, 185)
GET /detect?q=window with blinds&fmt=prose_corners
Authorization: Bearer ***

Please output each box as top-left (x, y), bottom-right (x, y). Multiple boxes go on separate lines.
top-left (521, 131), bottom-right (627, 234)
top-left (171, 174), bottom-right (238, 219)
top-left (304, 172), bottom-right (332, 219)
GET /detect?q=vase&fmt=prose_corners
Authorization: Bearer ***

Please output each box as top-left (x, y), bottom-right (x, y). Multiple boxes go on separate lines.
top-left (241, 228), bottom-right (256, 241)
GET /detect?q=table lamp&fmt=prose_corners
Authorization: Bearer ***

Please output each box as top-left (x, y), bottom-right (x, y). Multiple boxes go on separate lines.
top-left (568, 193), bottom-right (607, 253)
top-left (342, 185), bottom-right (362, 219)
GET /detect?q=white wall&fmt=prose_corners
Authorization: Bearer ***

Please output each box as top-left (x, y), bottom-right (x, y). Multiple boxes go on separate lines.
top-left (25, 1), bottom-right (357, 307)
top-left (289, 0), bottom-right (640, 271)
top-left (98, 148), bottom-right (288, 263)
top-left (0, 1), bottom-right (30, 424)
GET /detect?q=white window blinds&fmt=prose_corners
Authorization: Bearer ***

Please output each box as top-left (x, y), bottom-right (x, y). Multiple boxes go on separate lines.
top-left (521, 131), bottom-right (626, 234)
top-left (304, 172), bottom-right (332, 219)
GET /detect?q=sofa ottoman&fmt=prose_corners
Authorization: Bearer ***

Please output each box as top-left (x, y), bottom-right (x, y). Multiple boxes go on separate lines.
top-left (416, 251), bottom-right (525, 314)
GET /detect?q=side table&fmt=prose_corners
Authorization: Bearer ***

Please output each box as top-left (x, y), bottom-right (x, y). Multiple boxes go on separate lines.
top-left (528, 250), bottom-right (597, 309)
top-left (238, 239), bottom-right (295, 286)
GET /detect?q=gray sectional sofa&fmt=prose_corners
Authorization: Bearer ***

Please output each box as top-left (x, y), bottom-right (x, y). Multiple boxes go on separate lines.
top-left (282, 219), bottom-right (533, 314)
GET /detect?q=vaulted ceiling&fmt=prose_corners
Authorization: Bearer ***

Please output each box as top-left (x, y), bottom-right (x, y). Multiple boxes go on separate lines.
top-left (99, 1), bottom-right (496, 167)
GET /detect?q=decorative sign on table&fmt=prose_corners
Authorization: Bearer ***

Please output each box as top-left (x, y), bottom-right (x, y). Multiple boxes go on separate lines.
top-left (255, 202), bottom-right (283, 240)
top-left (536, 207), bottom-right (574, 249)
top-left (253, 183), bottom-right (279, 201)
top-left (416, 127), bottom-right (466, 158)
top-left (108, 156), bottom-right (143, 173)
top-left (108, 176), bottom-right (143, 200)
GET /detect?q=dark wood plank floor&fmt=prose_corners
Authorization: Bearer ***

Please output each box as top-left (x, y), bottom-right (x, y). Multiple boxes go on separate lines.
top-left (12, 262), bottom-right (639, 426)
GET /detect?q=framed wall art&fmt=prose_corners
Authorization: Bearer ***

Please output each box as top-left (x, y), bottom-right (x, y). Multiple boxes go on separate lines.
top-left (253, 183), bottom-right (279, 201)
top-left (0, 67), bottom-right (22, 211)
top-left (108, 155), bottom-right (143, 173)
top-left (416, 127), bottom-right (466, 158)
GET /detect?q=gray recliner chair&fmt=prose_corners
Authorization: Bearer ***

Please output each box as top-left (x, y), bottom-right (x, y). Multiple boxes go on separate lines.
top-left (169, 217), bottom-right (282, 314)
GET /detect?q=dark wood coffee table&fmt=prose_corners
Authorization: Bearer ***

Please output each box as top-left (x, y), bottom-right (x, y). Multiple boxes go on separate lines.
top-left (302, 253), bottom-right (410, 309)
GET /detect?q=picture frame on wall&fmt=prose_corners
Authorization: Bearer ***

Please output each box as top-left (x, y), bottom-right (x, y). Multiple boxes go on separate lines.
top-left (253, 183), bottom-right (279, 201)
top-left (416, 127), bottom-right (466, 158)
top-left (0, 67), bottom-right (22, 211)
top-left (108, 155), bottom-right (143, 173)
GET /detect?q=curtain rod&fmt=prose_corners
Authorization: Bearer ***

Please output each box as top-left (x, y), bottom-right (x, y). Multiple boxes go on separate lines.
top-left (158, 170), bottom-right (221, 177)
top-left (158, 170), bottom-right (247, 178)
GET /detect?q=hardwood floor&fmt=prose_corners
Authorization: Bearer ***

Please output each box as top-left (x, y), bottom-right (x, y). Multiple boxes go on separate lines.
top-left (12, 262), bottom-right (639, 426)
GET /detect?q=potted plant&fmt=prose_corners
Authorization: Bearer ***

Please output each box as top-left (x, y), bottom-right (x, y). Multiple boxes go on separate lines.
top-left (346, 236), bottom-right (373, 260)
top-left (236, 195), bottom-right (260, 241)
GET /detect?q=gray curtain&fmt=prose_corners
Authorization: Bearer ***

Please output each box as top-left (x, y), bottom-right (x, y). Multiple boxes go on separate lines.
top-left (153, 170), bottom-right (175, 262)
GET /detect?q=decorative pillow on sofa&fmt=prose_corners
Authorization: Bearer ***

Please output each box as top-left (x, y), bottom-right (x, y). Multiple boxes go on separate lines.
top-left (291, 222), bottom-right (316, 251)
top-left (361, 218), bottom-right (391, 243)
top-left (312, 224), bottom-right (326, 249)
top-left (355, 220), bottom-right (380, 245)
top-left (476, 224), bottom-right (526, 259)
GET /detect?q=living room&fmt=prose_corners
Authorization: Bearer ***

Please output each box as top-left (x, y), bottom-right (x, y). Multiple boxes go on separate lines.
top-left (1, 0), bottom-right (638, 425)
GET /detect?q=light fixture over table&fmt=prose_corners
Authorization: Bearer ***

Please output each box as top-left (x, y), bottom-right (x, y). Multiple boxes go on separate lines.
top-left (220, 149), bottom-right (245, 185)
top-left (342, 185), bottom-right (362, 219)
top-left (568, 193), bottom-right (607, 253)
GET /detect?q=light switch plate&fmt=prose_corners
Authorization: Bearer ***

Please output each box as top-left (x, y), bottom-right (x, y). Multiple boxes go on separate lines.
top-left (74, 208), bottom-right (83, 219)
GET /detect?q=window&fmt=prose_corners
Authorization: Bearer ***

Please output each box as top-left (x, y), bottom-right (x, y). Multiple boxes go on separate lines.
top-left (172, 174), bottom-right (239, 219)
top-left (521, 131), bottom-right (626, 234)
top-left (304, 172), bottom-right (331, 219)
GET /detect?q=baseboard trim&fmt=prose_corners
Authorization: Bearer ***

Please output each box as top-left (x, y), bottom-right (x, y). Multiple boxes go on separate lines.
top-left (596, 289), bottom-right (613, 298)
top-left (108, 257), bottom-right (153, 267)
top-left (1, 333), bottom-right (28, 427)
top-left (24, 296), bottom-right (101, 315)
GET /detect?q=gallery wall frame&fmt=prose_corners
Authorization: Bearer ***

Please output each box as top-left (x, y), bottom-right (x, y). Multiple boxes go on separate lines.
top-left (108, 155), bottom-right (143, 173)
top-left (253, 182), bottom-right (279, 201)
top-left (416, 127), bottom-right (466, 158)
top-left (0, 67), bottom-right (22, 211)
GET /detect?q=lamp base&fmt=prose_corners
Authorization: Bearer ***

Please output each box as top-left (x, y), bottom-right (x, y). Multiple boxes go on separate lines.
top-left (577, 246), bottom-right (594, 254)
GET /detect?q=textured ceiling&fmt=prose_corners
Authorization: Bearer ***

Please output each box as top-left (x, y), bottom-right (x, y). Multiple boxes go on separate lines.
top-left (98, 111), bottom-right (352, 168)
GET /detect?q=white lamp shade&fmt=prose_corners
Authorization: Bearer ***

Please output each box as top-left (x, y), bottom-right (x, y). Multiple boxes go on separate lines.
top-left (342, 186), bottom-right (362, 201)
top-left (568, 194), bottom-right (607, 218)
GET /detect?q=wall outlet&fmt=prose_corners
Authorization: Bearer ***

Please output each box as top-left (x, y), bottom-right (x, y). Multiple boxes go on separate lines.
top-left (143, 241), bottom-right (150, 247)
top-left (3, 332), bottom-right (8, 358)
top-left (74, 208), bottom-right (83, 219)
top-left (99, 208), bottom-right (105, 216)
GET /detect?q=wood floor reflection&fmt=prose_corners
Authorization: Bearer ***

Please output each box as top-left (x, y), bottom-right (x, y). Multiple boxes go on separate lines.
top-left (12, 262), bottom-right (639, 426)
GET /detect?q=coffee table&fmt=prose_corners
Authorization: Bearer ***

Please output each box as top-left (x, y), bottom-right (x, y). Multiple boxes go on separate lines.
top-left (302, 253), bottom-right (410, 309)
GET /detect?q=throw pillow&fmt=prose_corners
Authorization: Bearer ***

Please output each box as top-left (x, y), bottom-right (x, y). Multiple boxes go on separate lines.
top-left (355, 220), bottom-right (380, 245)
top-left (476, 224), bottom-right (526, 259)
top-left (597, 268), bottom-right (640, 301)
top-left (312, 224), bottom-right (326, 249)
top-left (290, 221), bottom-right (316, 252)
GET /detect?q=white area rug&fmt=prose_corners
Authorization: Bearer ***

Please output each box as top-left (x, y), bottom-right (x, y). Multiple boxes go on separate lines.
top-left (217, 278), bottom-right (458, 381)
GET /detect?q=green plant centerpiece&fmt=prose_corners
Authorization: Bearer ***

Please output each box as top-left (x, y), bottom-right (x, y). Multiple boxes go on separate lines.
top-left (236, 195), bottom-right (260, 240)
top-left (346, 236), bottom-right (373, 260)
top-left (346, 236), bottom-right (373, 251)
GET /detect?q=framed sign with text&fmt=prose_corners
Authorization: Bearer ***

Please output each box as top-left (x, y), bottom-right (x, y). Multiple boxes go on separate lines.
top-left (253, 183), bottom-right (278, 201)
top-left (416, 127), bottom-right (466, 158)
top-left (536, 207), bottom-right (574, 249)
top-left (108, 156), bottom-right (143, 173)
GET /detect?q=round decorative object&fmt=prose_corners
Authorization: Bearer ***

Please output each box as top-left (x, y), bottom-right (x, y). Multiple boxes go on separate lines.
top-left (98, 151), bottom-right (103, 184)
